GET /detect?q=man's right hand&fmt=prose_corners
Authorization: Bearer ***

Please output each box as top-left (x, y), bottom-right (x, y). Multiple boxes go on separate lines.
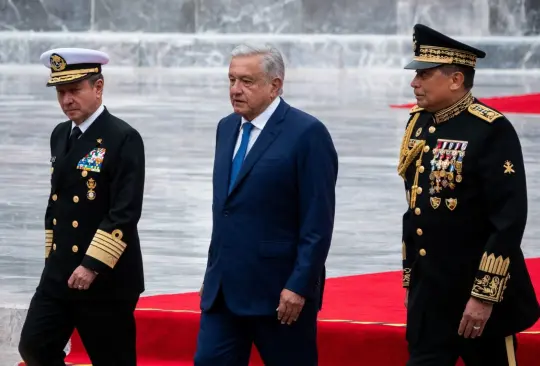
top-left (404, 289), bottom-right (409, 309)
top-left (199, 284), bottom-right (203, 297)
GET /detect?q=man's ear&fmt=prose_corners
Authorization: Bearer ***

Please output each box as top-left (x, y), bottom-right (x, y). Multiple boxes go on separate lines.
top-left (449, 71), bottom-right (465, 91)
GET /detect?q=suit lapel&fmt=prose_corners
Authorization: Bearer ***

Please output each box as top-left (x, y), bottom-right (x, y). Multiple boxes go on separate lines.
top-left (228, 99), bottom-right (288, 196)
top-left (215, 117), bottom-right (241, 201)
top-left (52, 109), bottom-right (109, 191)
top-left (51, 123), bottom-right (71, 191)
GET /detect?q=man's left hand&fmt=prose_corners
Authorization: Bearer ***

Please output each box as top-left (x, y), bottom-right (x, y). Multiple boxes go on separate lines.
top-left (277, 289), bottom-right (305, 325)
top-left (458, 297), bottom-right (493, 338)
top-left (68, 266), bottom-right (97, 290)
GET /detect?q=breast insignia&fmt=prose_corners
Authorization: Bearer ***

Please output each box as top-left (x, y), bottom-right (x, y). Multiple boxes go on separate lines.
top-left (409, 105), bottom-right (425, 114)
top-left (468, 104), bottom-right (503, 123)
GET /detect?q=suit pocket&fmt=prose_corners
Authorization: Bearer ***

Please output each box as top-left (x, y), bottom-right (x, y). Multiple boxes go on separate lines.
top-left (259, 241), bottom-right (295, 258)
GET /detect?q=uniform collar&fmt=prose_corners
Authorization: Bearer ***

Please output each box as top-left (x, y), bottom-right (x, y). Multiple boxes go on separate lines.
top-left (433, 92), bottom-right (474, 124)
top-left (71, 104), bottom-right (105, 133)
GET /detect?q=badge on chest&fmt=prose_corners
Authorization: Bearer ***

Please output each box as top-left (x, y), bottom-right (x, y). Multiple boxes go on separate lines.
top-left (429, 139), bottom-right (468, 195)
top-left (77, 148), bottom-right (106, 173)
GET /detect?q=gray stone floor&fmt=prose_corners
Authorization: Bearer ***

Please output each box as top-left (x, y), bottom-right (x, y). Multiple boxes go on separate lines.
top-left (1, 66), bottom-right (540, 364)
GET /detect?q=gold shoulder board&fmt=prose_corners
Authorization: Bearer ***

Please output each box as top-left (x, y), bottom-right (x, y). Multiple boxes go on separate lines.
top-left (468, 103), bottom-right (503, 123)
top-left (409, 105), bottom-right (424, 114)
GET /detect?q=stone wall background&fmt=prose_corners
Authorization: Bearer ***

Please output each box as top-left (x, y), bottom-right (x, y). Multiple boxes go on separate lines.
top-left (0, 0), bottom-right (538, 35)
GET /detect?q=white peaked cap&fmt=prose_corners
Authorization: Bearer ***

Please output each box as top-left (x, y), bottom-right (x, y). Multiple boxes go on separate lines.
top-left (39, 48), bottom-right (110, 87)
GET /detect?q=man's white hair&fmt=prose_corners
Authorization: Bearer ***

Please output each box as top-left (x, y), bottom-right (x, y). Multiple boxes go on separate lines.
top-left (231, 43), bottom-right (285, 95)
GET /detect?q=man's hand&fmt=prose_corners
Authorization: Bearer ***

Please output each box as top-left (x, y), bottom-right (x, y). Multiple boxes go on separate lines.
top-left (404, 289), bottom-right (409, 309)
top-left (68, 266), bottom-right (97, 290)
top-left (199, 284), bottom-right (204, 297)
top-left (277, 289), bottom-right (305, 325)
top-left (458, 297), bottom-right (493, 338)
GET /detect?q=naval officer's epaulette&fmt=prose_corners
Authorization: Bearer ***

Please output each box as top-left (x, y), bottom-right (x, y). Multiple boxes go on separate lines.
top-left (467, 103), bottom-right (504, 123)
top-left (409, 105), bottom-right (425, 114)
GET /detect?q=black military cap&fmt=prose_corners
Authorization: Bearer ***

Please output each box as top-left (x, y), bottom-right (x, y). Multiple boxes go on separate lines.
top-left (404, 24), bottom-right (486, 70)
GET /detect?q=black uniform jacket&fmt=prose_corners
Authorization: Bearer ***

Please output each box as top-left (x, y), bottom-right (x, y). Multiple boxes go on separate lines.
top-left (42, 106), bottom-right (145, 300)
top-left (398, 92), bottom-right (540, 338)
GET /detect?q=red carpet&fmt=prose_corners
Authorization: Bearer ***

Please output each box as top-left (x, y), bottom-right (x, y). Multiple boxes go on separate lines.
top-left (390, 93), bottom-right (540, 114)
top-left (31, 258), bottom-right (536, 365)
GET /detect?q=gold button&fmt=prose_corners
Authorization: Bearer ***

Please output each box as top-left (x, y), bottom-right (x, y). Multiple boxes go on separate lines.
top-left (419, 166), bottom-right (425, 173)
top-left (416, 228), bottom-right (423, 236)
top-left (51, 167), bottom-right (54, 174)
top-left (419, 249), bottom-right (427, 256)
top-left (72, 245), bottom-right (78, 253)
top-left (417, 187), bottom-right (423, 194)
top-left (423, 146), bottom-right (430, 153)
top-left (81, 171), bottom-right (88, 177)
top-left (53, 218), bottom-right (57, 225)
top-left (52, 194), bottom-right (57, 201)
top-left (415, 208), bottom-right (421, 215)
top-left (52, 243), bottom-right (56, 250)
top-left (73, 196), bottom-right (79, 203)
top-left (72, 221), bottom-right (78, 228)
top-left (429, 126), bottom-right (436, 133)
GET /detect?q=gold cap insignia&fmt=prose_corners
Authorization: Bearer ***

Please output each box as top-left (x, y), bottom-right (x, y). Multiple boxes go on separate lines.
top-left (50, 54), bottom-right (67, 72)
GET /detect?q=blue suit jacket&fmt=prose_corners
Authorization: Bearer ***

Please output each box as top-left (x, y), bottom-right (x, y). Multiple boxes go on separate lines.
top-left (200, 99), bottom-right (338, 316)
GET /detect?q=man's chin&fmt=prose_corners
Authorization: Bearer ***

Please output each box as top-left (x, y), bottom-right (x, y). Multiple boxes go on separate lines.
top-left (415, 97), bottom-right (426, 108)
top-left (64, 111), bottom-right (80, 121)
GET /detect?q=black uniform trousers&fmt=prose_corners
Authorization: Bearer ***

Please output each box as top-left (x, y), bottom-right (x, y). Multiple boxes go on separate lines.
top-left (19, 286), bottom-right (139, 366)
top-left (406, 303), bottom-right (519, 366)
top-left (194, 289), bottom-right (318, 366)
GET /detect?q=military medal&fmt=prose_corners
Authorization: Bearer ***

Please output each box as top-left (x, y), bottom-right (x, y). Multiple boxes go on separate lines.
top-left (86, 178), bottom-right (97, 200)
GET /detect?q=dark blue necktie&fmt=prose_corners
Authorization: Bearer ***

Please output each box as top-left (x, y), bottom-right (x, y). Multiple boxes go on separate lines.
top-left (229, 122), bottom-right (253, 193)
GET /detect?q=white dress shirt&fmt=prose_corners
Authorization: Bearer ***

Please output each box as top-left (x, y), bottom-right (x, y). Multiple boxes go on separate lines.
top-left (232, 96), bottom-right (281, 159)
top-left (71, 104), bottom-right (105, 136)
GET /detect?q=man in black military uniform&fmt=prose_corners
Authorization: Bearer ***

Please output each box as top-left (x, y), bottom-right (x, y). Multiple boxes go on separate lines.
top-left (399, 24), bottom-right (540, 365)
top-left (18, 48), bottom-right (146, 366)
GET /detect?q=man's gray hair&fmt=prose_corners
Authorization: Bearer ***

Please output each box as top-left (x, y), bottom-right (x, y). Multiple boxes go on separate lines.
top-left (231, 43), bottom-right (285, 95)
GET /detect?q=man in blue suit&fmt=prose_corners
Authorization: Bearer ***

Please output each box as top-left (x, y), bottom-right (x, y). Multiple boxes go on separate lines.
top-left (194, 43), bottom-right (338, 366)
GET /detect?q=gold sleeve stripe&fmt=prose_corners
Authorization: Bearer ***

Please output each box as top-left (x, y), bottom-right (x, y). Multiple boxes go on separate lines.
top-left (94, 232), bottom-right (126, 253)
top-left (89, 239), bottom-right (123, 258)
top-left (479, 252), bottom-right (510, 276)
top-left (86, 229), bottom-right (127, 269)
top-left (46, 229), bottom-right (53, 259)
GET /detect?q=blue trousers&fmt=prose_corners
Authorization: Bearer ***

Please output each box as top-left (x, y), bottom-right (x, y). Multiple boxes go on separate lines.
top-left (194, 290), bottom-right (318, 366)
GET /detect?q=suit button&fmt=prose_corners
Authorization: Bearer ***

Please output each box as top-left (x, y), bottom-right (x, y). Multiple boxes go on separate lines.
top-left (53, 243), bottom-right (56, 250)
top-left (81, 171), bottom-right (88, 177)
top-left (423, 145), bottom-right (430, 153)
top-left (72, 245), bottom-right (78, 253)
top-left (72, 221), bottom-right (78, 228)
top-left (429, 126), bottom-right (436, 133)
top-left (223, 211), bottom-right (229, 216)
top-left (416, 228), bottom-right (423, 236)
top-left (73, 196), bottom-right (79, 203)
top-left (53, 219), bottom-right (57, 225)
top-left (417, 187), bottom-right (423, 195)
top-left (419, 166), bottom-right (425, 173)
top-left (419, 249), bottom-right (427, 256)
top-left (414, 208), bottom-right (421, 215)
top-left (52, 194), bottom-right (58, 201)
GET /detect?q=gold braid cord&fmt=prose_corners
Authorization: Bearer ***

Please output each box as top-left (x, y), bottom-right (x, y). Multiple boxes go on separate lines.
top-left (398, 113), bottom-right (424, 179)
